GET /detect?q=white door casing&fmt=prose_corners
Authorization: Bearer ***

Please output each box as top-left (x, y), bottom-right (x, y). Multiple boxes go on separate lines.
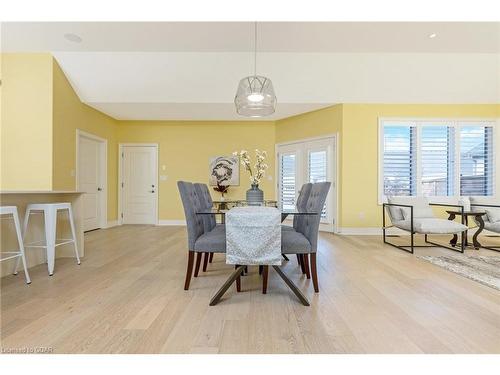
top-left (276, 135), bottom-right (337, 232)
top-left (76, 130), bottom-right (107, 232)
top-left (120, 144), bottom-right (158, 225)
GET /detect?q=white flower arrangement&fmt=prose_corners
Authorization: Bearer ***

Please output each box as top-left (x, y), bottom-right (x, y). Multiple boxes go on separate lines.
top-left (232, 149), bottom-right (269, 185)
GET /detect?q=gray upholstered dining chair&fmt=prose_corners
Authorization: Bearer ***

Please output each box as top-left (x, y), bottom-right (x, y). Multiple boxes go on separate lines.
top-left (178, 181), bottom-right (226, 290)
top-left (282, 183), bottom-right (313, 273)
top-left (282, 183), bottom-right (313, 232)
top-left (194, 183), bottom-right (216, 232)
top-left (281, 181), bottom-right (331, 293)
top-left (194, 183), bottom-right (220, 268)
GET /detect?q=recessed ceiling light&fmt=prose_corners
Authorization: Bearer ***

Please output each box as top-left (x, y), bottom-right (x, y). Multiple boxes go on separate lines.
top-left (429, 33), bottom-right (437, 39)
top-left (64, 33), bottom-right (82, 43)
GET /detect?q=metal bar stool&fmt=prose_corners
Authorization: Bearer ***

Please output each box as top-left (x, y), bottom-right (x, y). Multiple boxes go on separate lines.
top-left (0, 206), bottom-right (31, 284)
top-left (22, 202), bottom-right (80, 276)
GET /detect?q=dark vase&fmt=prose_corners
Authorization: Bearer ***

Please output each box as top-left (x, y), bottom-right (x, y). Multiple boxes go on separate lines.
top-left (246, 184), bottom-right (264, 205)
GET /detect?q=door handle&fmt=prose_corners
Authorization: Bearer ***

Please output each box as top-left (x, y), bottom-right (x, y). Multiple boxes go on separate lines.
top-left (149, 190), bottom-right (155, 193)
top-left (97, 187), bottom-right (102, 191)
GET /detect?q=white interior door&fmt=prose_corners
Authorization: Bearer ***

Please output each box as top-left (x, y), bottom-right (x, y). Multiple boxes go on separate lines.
top-left (277, 136), bottom-right (337, 232)
top-left (78, 136), bottom-right (102, 232)
top-left (121, 145), bottom-right (158, 224)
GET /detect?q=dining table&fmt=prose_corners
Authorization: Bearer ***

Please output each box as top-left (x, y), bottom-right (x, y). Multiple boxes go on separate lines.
top-left (196, 204), bottom-right (318, 306)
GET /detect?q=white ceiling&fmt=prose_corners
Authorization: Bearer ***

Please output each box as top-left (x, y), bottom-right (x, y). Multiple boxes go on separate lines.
top-left (2, 22), bottom-right (499, 121)
top-left (3, 22), bottom-right (500, 53)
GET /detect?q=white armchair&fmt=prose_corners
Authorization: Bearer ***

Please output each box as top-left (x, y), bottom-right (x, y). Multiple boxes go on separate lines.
top-left (382, 197), bottom-right (468, 254)
top-left (470, 197), bottom-right (500, 252)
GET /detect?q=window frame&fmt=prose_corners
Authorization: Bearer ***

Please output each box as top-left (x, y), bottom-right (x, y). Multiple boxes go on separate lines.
top-left (378, 117), bottom-right (498, 204)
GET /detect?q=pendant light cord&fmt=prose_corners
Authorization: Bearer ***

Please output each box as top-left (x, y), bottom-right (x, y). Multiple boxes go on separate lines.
top-left (254, 21), bottom-right (257, 77)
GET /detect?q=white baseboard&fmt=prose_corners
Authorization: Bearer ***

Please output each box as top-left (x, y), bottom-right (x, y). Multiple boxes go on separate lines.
top-left (157, 220), bottom-right (186, 226)
top-left (103, 220), bottom-right (119, 229)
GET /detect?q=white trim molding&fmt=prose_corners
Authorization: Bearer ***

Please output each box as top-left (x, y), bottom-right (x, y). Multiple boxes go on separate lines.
top-left (103, 220), bottom-right (120, 229)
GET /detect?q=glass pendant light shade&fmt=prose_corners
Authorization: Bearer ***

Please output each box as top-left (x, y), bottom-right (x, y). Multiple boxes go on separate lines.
top-left (234, 75), bottom-right (277, 117)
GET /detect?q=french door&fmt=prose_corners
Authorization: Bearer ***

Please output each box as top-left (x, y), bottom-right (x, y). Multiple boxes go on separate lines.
top-left (277, 136), bottom-right (337, 232)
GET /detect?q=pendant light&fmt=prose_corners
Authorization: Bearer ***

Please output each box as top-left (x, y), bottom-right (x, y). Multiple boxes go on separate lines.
top-left (234, 22), bottom-right (277, 117)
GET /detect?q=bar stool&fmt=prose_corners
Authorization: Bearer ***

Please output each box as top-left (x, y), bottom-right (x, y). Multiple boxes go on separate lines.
top-left (0, 206), bottom-right (31, 284)
top-left (22, 202), bottom-right (80, 276)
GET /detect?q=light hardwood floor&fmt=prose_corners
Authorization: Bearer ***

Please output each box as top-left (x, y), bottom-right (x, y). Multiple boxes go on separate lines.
top-left (1, 225), bottom-right (500, 354)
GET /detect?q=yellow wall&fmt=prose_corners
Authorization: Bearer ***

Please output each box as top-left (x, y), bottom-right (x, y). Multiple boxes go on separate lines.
top-left (277, 103), bottom-right (500, 229)
top-left (341, 104), bottom-right (500, 228)
top-left (52, 60), bottom-right (119, 220)
top-left (2, 53), bottom-right (499, 229)
top-left (117, 121), bottom-right (276, 221)
top-left (1, 54), bottom-right (54, 190)
top-left (275, 105), bottom-right (342, 144)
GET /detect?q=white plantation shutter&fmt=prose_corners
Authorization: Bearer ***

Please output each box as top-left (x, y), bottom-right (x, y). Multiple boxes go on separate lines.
top-left (380, 120), bottom-right (496, 202)
top-left (280, 153), bottom-right (296, 211)
top-left (308, 150), bottom-right (327, 217)
top-left (383, 126), bottom-right (416, 197)
top-left (421, 126), bottom-right (455, 196)
top-left (460, 125), bottom-right (494, 196)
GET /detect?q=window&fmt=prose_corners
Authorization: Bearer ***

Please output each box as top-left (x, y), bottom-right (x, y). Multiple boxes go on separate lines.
top-left (308, 150), bottom-right (328, 217)
top-left (382, 125), bottom-right (416, 196)
top-left (460, 126), bottom-right (494, 196)
top-left (420, 125), bottom-right (455, 196)
top-left (380, 119), bottom-right (496, 202)
top-left (279, 153), bottom-right (296, 211)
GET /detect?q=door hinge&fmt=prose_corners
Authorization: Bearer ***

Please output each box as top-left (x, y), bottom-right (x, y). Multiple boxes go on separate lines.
top-left (121, 152), bottom-right (124, 158)
top-left (121, 213), bottom-right (123, 218)
top-left (121, 182), bottom-right (124, 188)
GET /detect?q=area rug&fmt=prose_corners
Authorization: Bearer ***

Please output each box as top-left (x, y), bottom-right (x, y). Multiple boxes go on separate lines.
top-left (417, 254), bottom-right (500, 291)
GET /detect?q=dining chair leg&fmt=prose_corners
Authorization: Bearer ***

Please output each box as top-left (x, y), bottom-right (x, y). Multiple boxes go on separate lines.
top-left (299, 255), bottom-right (306, 274)
top-left (235, 265), bottom-right (241, 292)
top-left (202, 252), bottom-right (209, 272)
top-left (259, 265), bottom-right (263, 275)
top-left (262, 265), bottom-right (269, 294)
top-left (209, 253), bottom-right (214, 263)
top-left (184, 251), bottom-right (195, 290)
top-left (310, 253), bottom-right (319, 293)
top-left (303, 254), bottom-right (311, 279)
top-left (296, 254), bottom-right (302, 267)
top-left (194, 252), bottom-right (202, 277)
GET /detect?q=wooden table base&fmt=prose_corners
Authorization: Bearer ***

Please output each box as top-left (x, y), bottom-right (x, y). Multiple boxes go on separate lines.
top-left (209, 265), bottom-right (310, 307)
top-left (209, 266), bottom-right (246, 306)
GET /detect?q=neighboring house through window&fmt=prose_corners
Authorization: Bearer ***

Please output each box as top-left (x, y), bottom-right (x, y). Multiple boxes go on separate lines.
top-left (379, 119), bottom-right (496, 202)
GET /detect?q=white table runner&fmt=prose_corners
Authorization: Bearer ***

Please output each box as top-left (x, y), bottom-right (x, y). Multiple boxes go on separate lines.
top-left (225, 206), bottom-right (281, 265)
